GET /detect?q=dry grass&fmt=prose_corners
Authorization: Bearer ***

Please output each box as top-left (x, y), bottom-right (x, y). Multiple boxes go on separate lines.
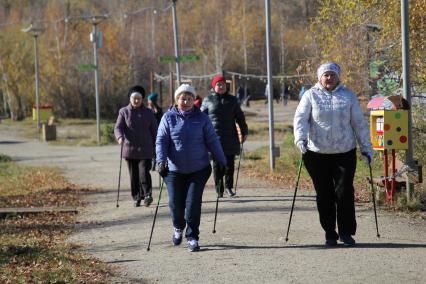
top-left (0, 158), bottom-right (115, 283)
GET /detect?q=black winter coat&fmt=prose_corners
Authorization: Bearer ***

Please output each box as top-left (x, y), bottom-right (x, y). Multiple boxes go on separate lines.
top-left (200, 90), bottom-right (248, 155)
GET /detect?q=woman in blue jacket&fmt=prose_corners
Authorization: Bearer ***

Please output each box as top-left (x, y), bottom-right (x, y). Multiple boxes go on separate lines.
top-left (156, 84), bottom-right (226, 252)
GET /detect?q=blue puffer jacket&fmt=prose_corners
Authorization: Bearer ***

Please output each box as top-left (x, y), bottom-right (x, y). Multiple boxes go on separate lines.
top-left (156, 106), bottom-right (226, 174)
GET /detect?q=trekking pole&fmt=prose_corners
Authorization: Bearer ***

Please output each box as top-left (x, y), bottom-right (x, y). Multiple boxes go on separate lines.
top-left (368, 163), bottom-right (380, 238)
top-left (285, 157), bottom-right (303, 242)
top-left (147, 179), bottom-right (165, 251)
top-left (212, 179), bottom-right (223, 234)
top-left (234, 143), bottom-right (244, 195)
top-left (116, 142), bottom-right (124, 208)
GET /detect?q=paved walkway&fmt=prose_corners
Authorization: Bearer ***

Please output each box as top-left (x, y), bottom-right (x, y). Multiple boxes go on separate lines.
top-left (1, 106), bottom-right (426, 283)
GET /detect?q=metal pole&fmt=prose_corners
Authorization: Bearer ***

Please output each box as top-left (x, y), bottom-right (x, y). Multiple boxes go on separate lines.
top-left (401, 0), bottom-right (413, 200)
top-left (92, 23), bottom-right (101, 144)
top-left (151, 10), bottom-right (156, 59)
top-left (169, 71), bottom-right (174, 107)
top-left (265, 0), bottom-right (275, 170)
top-left (171, 0), bottom-right (181, 85)
top-left (33, 35), bottom-right (41, 133)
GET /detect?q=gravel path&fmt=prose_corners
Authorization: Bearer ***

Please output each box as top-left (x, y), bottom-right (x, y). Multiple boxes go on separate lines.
top-left (1, 102), bottom-right (425, 283)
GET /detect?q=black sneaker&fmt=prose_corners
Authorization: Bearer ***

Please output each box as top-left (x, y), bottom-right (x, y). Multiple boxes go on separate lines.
top-left (144, 195), bottom-right (153, 207)
top-left (325, 239), bottom-right (338, 247)
top-left (133, 200), bottom-right (141, 207)
top-left (172, 228), bottom-right (183, 246)
top-left (226, 188), bottom-right (235, 197)
top-left (339, 235), bottom-right (356, 246)
top-left (187, 238), bottom-right (200, 252)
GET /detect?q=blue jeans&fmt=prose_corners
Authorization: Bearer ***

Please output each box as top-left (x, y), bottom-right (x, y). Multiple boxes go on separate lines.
top-left (165, 165), bottom-right (212, 240)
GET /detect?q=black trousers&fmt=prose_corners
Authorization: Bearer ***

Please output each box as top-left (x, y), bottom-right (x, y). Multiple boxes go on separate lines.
top-left (126, 159), bottom-right (152, 201)
top-left (213, 155), bottom-right (235, 194)
top-left (303, 149), bottom-right (357, 239)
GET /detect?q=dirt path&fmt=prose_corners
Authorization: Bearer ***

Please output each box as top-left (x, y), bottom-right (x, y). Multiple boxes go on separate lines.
top-left (1, 102), bottom-right (426, 283)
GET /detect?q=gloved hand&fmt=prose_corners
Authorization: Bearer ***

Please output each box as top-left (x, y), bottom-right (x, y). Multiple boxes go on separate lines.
top-left (296, 140), bottom-right (307, 154)
top-left (361, 152), bottom-right (373, 166)
top-left (157, 162), bottom-right (169, 178)
top-left (217, 163), bottom-right (227, 179)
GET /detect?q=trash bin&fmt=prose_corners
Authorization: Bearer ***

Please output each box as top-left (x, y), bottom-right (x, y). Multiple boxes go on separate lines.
top-left (42, 123), bottom-right (56, 141)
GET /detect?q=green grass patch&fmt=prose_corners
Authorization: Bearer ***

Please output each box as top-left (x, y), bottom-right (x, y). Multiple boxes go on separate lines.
top-left (247, 122), bottom-right (292, 141)
top-left (0, 154), bottom-right (11, 163)
top-left (243, 132), bottom-right (312, 188)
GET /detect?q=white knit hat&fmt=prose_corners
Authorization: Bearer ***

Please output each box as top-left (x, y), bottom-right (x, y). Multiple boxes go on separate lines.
top-left (174, 84), bottom-right (196, 100)
top-left (317, 62), bottom-right (341, 81)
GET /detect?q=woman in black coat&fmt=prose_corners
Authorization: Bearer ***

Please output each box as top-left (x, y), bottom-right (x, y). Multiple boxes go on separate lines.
top-left (200, 75), bottom-right (248, 197)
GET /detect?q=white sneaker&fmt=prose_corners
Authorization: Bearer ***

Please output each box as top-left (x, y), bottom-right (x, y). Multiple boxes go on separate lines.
top-left (187, 238), bottom-right (200, 252)
top-left (172, 228), bottom-right (183, 246)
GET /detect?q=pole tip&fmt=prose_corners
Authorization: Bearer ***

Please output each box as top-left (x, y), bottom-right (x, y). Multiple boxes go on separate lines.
top-left (147, 247), bottom-right (150, 251)
top-left (285, 238), bottom-right (289, 242)
top-left (116, 204), bottom-right (119, 208)
top-left (212, 230), bottom-right (216, 234)
top-left (377, 234), bottom-right (381, 238)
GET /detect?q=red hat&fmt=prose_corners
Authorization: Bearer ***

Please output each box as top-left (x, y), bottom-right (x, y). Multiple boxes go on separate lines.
top-left (211, 75), bottom-right (225, 89)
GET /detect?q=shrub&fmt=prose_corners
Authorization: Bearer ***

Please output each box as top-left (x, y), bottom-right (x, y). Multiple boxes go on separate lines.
top-left (100, 123), bottom-right (116, 145)
top-left (0, 154), bottom-right (12, 163)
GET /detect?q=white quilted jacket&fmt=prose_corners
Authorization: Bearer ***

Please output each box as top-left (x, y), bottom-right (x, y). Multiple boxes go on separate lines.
top-left (293, 82), bottom-right (372, 156)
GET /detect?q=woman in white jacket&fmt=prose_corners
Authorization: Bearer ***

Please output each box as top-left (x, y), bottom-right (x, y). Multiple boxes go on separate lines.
top-left (293, 62), bottom-right (373, 247)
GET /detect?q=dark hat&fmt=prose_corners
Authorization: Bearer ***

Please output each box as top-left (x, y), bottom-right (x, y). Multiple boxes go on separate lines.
top-left (127, 85), bottom-right (146, 99)
top-left (147, 92), bottom-right (158, 102)
top-left (211, 75), bottom-right (225, 89)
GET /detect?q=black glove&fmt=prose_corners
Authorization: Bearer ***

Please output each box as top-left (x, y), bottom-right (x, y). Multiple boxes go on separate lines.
top-left (157, 162), bottom-right (169, 178)
top-left (217, 163), bottom-right (226, 179)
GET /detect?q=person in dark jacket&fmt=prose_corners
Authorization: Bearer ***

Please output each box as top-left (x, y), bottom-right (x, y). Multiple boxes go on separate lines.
top-left (114, 85), bottom-right (158, 207)
top-left (201, 75), bottom-right (248, 197)
top-left (147, 92), bottom-right (163, 123)
top-left (236, 85), bottom-right (245, 106)
top-left (156, 83), bottom-right (226, 252)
